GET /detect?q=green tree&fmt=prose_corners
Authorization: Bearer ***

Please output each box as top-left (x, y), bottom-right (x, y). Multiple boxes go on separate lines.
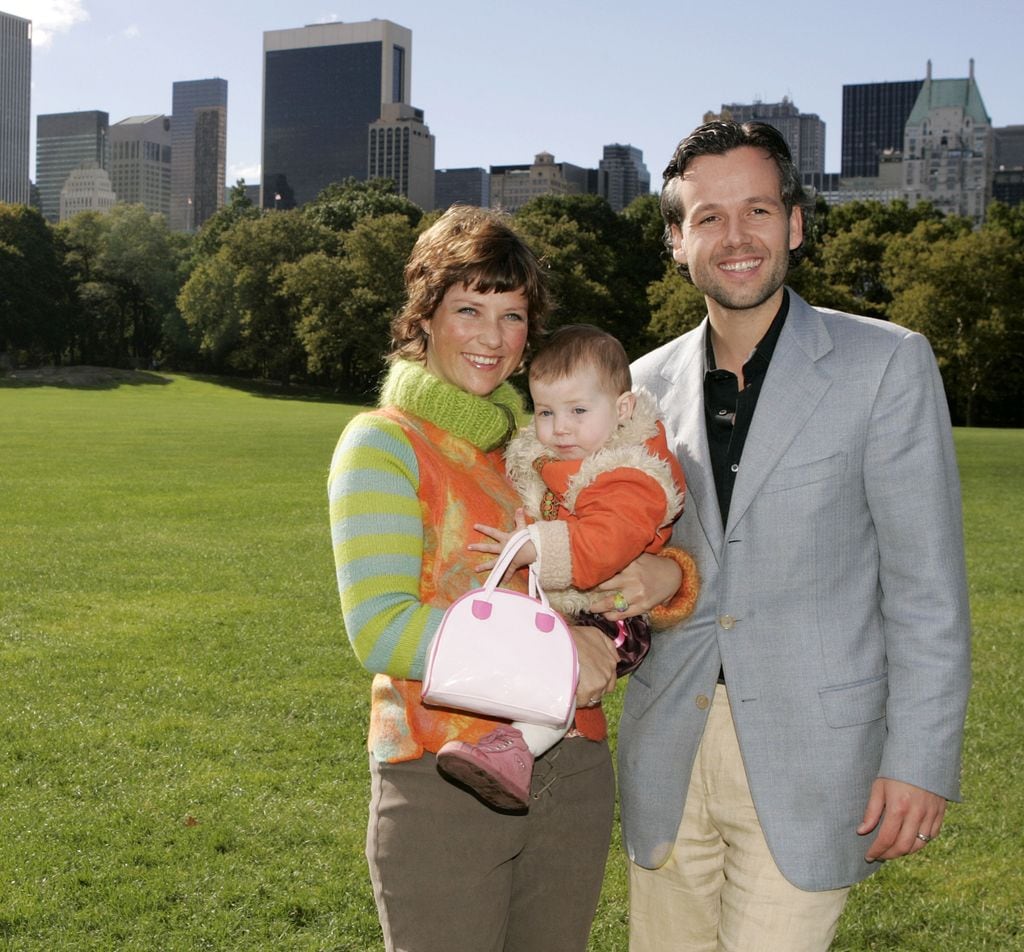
top-left (985, 200), bottom-right (1024, 243)
top-left (58, 205), bottom-right (186, 367)
top-left (178, 209), bottom-right (334, 380)
top-left (304, 177), bottom-right (423, 233)
top-left (188, 179), bottom-right (262, 262)
top-left (884, 220), bottom-right (1024, 426)
top-left (796, 200), bottom-right (961, 318)
top-left (620, 193), bottom-right (674, 348)
top-left (645, 263), bottom-right (708, 344)
top-left (284, 212), bottom-right (419, 395)
top-left (0, 203), bottom-right (73, 364)
top-left (514, 194), bottom-right (652, 354)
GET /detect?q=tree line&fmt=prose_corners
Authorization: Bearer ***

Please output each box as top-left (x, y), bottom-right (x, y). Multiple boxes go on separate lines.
top-left (2, 180), bottom-right (1022, 426)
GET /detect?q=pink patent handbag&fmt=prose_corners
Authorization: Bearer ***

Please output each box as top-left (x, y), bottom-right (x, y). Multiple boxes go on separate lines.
top-left (421, 529), bottom-right (579, 728)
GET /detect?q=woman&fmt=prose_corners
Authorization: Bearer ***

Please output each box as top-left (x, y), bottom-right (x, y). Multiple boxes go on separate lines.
top-left (328, 206), bottom-right (625, 951)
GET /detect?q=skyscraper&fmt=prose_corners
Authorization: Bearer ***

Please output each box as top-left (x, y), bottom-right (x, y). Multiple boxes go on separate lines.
top-left (368, 103), bottom-right (434, 209)
top-left (36, 111), bottom-right (110, 223)
top-left (0, 10), bottom-right (31, 205)
top-left (841, 79), bottom-right (923, 178)
top-left (109, 115), bottom-right (172, 218)
top-left (599, 144), bottom-right (650, 212)
top-left (170, 78), bottom-right (227, 231)
top-left (261, 19), bottom-right (415, 209)
top-left (434, 167), bottom-right (489, 211)
top-left (712, 98), bottom-right (826, 177)
top-left (994, 125), bottom-right (1024, 170)
top-left (59, 161), bottom-right (117, 221)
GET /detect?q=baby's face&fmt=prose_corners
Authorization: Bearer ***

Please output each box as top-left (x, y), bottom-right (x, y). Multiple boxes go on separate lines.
top-left (530, 372), bottom-right (632, 461)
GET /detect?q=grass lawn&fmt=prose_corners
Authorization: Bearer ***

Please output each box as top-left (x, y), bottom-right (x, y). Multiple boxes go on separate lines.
top-left (1, 374), bottom-right (1021, 950)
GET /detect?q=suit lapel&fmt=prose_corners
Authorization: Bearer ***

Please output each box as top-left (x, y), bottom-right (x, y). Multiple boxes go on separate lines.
top-left (657, 322), bottom-right (724, 560)
top-left (724, 294), bottom-right (834, 537)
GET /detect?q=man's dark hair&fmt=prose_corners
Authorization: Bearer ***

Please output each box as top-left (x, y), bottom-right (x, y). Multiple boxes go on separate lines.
top-left (660, 120), bottom-right (814, 280)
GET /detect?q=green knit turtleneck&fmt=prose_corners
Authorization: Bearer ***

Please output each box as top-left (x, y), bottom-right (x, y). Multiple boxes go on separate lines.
top-left (379, 360), bottom-right (528, 452)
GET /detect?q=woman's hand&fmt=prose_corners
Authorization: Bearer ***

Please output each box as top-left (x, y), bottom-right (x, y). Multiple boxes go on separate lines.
top-left (589, 553), bottom-right (683, 620)
top-left (571, 624), bottom-right (618, 707)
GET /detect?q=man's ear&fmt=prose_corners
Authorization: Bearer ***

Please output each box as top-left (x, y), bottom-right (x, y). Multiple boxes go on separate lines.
top-left (617, 390), bottom-right (636, 424)
top-left (788, 206), bottom-right (804, 252)
top-left (669, 224), bottom-right (686, 266)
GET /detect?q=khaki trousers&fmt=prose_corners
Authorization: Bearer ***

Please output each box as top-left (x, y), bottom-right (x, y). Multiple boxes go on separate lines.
top-left (368, 737), bottom-right (614, 952)
top-left (629, 685), bottom-right (850, 952)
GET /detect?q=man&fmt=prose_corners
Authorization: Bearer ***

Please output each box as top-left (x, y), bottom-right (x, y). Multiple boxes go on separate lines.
top-left (619, 120), bottom-right (971, 952)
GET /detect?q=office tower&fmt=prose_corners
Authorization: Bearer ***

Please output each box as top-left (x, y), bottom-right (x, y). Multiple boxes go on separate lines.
top-left (192, 106), bottom-right (226, 226)
top-left (434, 167), bottom-right (489, 210)
top-left (0, 10), bottom-right (31, 204)
top-left (841, 79), bottom-right (923, 178)
top-left (59, 161), bottom-right (117, 221)
top-left (992, 169), bottom-right (1024, 207)
top-left (109, 115), bottom-right (172, 218)
top-left (599, 144), bottom-right (650, 212)
top-left (368, 103), bottom-right (434, 209)
top-left (261, 19), bottom-right (416, 209)
top-left (36, 111), bottom-right (110, 222)
top-left (903, 60), bottom-right (992, 225)
top-left (490, 152), bottom-right (592, 212)
top-left (712, 98), bottom-right (826, 177)
top-left (993, 126), bottom-right (1024, 208)
top-left (170, 78), bottom-right (227, 231)
top-left (994, 125), bottom-right (1024, 170)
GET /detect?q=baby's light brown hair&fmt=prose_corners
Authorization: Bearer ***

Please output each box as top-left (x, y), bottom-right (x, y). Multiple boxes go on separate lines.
top-left (528, 324), bottom-right (632, 398)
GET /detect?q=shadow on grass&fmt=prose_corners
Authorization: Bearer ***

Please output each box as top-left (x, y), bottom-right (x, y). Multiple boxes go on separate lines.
top-left (187, 372), bottom-right (374, 406)
top-left (0, 365), bottom-right (377, 406)
top-left (0, 366), bottom-right (173, 390)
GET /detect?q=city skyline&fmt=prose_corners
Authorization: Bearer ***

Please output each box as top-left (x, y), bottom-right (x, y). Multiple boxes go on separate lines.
top-left (6, 0), bottom-right (1022, 195)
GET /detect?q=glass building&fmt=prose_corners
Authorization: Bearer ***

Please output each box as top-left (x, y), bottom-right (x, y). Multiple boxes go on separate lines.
top-left (0, 10), bottom-right (32, 205)
top-left (36, 111), bottom-right (110, 223)
top-left (434, 167), bottom-right (489, 211)
top-left (171, 78), bottom-right (227, 232)
top-left (841, 80), bottom-right (923, 178)
top-left (599, 144), bottom-right (650, 212)
top-left (261, 20), bottom-right (412, 209)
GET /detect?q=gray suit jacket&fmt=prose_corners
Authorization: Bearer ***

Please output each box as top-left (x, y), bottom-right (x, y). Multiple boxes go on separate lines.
top-left (620, 290), bottom-right (971, 891)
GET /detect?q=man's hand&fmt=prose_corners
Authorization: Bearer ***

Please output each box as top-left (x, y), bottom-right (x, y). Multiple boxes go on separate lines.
top-left (859, 777), bottom-right (946, 862)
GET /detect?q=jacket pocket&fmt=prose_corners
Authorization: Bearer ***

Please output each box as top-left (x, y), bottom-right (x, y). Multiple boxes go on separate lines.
top-left (761, 452), bottom-right (846, 494)
top-left (818, 674), bottom-right (887, 728)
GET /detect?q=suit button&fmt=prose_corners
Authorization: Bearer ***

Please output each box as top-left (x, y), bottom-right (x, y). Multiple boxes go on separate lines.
top-left (695, 694), bottom-right (710, 710)
top-left (718, 614), bottom-right (736, 630)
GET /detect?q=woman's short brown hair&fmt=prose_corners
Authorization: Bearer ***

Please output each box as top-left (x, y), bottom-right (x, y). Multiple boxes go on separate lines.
top-left (389, 205), bottom-right (551, 363)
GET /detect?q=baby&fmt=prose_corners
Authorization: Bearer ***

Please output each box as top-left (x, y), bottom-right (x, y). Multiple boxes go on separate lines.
top-left (436, 324), bottom-right (696, 810)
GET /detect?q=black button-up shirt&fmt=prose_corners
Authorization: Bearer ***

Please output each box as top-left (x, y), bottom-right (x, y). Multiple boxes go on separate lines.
top-left (704, 290), bottom-right (790, 524)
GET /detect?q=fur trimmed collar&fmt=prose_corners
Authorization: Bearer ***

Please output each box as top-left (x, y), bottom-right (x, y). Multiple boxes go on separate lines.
top-left (505, 388), bottom-right (684, 524)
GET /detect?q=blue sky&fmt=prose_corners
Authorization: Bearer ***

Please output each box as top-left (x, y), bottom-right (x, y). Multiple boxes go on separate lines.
top-left (8, 0), bottom-right (1021, 189)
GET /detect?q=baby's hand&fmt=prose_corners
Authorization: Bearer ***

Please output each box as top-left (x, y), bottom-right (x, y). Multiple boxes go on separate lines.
top-left (468, 510), bottom-right (529, 575)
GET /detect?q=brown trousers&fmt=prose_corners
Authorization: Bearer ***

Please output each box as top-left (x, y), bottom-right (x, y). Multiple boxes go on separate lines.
top-left (367, 737), bottom-right (615, 952)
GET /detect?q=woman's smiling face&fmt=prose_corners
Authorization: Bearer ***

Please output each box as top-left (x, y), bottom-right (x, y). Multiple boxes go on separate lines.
top-left (423, 283), bottom-right (530, 396)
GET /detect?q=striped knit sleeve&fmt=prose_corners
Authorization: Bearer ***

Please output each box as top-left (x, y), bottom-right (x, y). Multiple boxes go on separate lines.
top-left (327, 412), bottom-right (443, 680)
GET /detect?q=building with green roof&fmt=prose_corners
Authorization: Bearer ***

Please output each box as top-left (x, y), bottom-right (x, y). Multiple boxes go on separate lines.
top-left (903, 60), bottom-right (993, 225)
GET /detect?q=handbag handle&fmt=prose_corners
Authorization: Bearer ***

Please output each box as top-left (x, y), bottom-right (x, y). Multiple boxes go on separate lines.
top-left (481, 528), bottom-right (550, 608)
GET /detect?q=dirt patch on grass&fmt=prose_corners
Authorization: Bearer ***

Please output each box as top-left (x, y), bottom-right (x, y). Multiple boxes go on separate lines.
top-left (0, 365), bottom-right (173, 389)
